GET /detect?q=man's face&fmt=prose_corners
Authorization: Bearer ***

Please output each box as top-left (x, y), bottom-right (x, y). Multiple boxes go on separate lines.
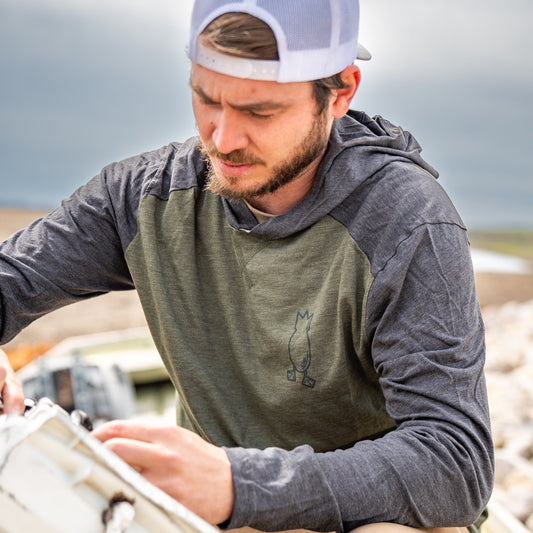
top-left (190, 63), bottom-right (333, 201)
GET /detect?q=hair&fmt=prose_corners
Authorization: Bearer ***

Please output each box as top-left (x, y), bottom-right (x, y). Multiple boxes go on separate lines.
top-left (200, 12), bottom-right (349, 114)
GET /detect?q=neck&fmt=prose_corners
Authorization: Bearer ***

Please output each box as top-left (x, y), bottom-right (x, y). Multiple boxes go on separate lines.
top-left (245, 153), bottom-right (324, 216)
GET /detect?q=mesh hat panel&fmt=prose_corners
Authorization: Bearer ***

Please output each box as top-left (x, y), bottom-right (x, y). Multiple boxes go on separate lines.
top-left (188, 0), bottom-right (368, 82)
top-left (257, 0), bottom-right (332, 51)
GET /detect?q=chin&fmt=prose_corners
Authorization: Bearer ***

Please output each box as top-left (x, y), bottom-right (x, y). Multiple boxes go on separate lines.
top-left (207, 172), bottom-right (271, 201)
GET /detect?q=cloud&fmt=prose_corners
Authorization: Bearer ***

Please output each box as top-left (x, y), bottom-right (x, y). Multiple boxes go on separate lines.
top-left (355, 0), bottom-right (533, 229)
top-left (0, 0), bottom-right (531, 228)
top-left (0, 0), bottom-right (197, 206)
top-left (4, 0), bottom-right (192, 28)
top-left (359, 0), bottom-right (533, 83)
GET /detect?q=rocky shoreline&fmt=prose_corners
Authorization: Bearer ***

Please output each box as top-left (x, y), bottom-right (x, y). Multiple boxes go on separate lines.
top-left (484, 299), bottom-right (533, 531)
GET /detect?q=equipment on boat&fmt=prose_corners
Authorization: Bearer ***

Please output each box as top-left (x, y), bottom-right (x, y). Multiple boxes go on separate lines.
top-left (14, 328), bottom-right (174, 424)
top-left (16, 352), bottom-right (136, 424)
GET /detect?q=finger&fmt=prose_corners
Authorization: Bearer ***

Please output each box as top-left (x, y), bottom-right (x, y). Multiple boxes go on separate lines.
top-left (1, 381), bottom-right (25, 414)
top-left (92, 419), bottom-right (162, 444)
top-left (0, 351), bottom-right (25, 415)
top-left (102, 437), bottom-right (168, 473)
top-left (102, 437), bottom-right (190, 505)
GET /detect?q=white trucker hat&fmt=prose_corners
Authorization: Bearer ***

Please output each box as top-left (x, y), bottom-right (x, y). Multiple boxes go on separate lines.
top-left (188, 0), bottom-right (371, 83)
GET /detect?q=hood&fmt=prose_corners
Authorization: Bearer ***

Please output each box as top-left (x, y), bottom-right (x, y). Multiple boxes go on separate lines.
top-left (222, 110), bottom-right (439, 239)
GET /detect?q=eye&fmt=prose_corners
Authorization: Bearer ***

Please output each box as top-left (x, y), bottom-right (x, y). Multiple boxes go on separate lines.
top-left (248, 110), bottom-right (274, 120)
top-left (198, 96), bottom-right (218, 108)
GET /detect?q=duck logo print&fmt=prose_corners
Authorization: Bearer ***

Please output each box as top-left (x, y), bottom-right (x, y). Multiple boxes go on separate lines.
top-left (287, 311), bottom-right (316, 388)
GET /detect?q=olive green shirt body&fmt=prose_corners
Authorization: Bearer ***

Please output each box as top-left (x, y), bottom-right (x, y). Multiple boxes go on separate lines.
top-left (127, 191), bottom-right (392, 450)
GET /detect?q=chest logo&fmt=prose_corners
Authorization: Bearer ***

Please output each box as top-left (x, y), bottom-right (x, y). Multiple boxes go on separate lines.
top-left (287, 311), bottom-right (316, 388)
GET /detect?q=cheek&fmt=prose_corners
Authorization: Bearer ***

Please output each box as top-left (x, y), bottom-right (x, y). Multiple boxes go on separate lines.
top-left (258, 122), bottom-right (305, 157)
top-left (192, 103), bottom-right (213, 139)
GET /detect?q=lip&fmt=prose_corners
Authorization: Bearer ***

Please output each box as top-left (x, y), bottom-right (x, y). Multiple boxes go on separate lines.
top-left (215, 158), bottom-right (257, 178)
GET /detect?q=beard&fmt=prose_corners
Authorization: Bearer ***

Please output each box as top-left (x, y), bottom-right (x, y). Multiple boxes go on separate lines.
top-left (200, 110), bottom-right (331, 201)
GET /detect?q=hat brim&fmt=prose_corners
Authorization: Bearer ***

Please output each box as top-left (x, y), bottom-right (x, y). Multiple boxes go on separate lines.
top-left (357, 43), bottom-right (372, 61)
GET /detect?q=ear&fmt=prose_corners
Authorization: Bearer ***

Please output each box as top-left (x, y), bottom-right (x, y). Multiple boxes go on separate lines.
top-left (330, 65), bottom-right (361, 119)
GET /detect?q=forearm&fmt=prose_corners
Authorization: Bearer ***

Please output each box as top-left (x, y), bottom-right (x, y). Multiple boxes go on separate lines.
top-left (225, 444), bottom-right (341, 531)
top-left (224, 419), bottom-right (493, 532)
top-left (0, 174), bottom-right (136, 344)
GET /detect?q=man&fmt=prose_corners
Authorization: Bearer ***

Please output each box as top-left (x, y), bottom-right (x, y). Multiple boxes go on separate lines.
top-left (0, 1), bottom-right (493, 532)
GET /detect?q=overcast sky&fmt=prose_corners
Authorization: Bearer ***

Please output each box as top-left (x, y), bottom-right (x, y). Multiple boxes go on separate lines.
top-left (0, 0), bottom-right (532, 230)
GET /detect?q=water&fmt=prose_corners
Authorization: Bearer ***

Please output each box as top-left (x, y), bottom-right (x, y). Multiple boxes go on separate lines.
top-left (470, 249), bottom-right (532, 274)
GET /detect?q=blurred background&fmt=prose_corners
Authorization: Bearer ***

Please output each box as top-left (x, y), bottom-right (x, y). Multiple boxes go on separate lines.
top-left (1, 2), bottom-right (533, 528)
top-left (0, 0), bottom-right (532, 230)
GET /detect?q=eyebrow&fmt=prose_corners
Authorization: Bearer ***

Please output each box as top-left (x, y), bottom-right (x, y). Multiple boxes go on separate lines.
top-left (190, 83), bottom-right (291, 113)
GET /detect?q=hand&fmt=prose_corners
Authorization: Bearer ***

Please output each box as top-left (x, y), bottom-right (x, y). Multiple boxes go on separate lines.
top-left (0, 349), bottom-right (25, 414)
top-left (92, 420), bottom-right (234, 525)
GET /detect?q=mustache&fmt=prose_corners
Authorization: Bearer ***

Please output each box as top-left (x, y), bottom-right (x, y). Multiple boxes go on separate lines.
top-left (200, 143), bottom-right (265, 166)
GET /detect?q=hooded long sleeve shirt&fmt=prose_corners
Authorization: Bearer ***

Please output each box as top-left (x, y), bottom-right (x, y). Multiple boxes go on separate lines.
top-left (0, 111), bottom-right (494, 531)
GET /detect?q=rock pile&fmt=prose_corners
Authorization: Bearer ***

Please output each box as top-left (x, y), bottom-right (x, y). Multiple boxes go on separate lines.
top-left (483, 299), bottom-right (533, 530)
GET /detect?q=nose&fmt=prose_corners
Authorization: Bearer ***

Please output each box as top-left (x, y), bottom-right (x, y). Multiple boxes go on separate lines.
top-left (211, 109), bottom-right (249, 155)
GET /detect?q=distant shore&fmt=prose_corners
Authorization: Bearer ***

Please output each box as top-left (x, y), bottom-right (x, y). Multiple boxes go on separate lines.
top-left (1, 207), bottom-right (533, 352)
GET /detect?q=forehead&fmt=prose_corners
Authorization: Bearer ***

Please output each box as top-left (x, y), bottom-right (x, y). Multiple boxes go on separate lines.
top-left (190, 63), bottom-right (314, 105)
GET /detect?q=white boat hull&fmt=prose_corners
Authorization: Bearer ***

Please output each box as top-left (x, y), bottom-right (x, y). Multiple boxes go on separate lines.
top-left (0, 399), bottom-right (217, 533)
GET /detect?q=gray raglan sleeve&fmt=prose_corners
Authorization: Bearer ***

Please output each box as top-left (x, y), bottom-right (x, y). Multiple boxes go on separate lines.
top-left (0, 162), bottom-right (142, 345)
top-left (223, 222), bottom-right (493, 532)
